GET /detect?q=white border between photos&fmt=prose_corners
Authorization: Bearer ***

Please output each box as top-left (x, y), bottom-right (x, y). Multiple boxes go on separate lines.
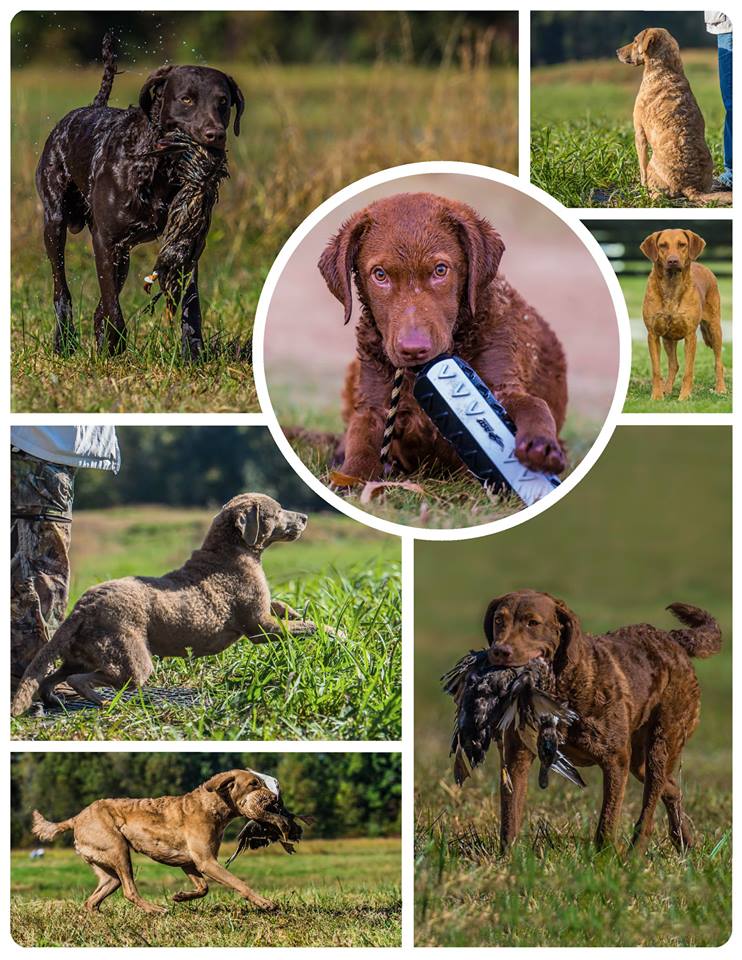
top-left (2, 1), bottom-right (737, 958)
top-left (253, 159), bottom-right (633, 542)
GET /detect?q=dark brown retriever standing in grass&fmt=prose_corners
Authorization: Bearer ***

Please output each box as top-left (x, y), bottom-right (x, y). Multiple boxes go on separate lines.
top-left (31, 769), bottom-right (284, 913)
top-left (640, 228), bottom-right (725, 400)
top-left (484, 590), bottom-right (721, 851)
top-left (318, 192), bottom-right (568, 482)
top-left (616, 28), bottom-right (732, 205)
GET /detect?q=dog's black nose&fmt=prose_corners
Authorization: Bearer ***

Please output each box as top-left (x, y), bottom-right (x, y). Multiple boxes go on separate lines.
top-left (202, 127), bottom-right (226, 146)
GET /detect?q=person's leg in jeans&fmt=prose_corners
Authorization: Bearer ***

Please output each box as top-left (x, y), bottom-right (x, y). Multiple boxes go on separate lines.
top-left (717, 32), bottom-right (732, 186)
top-left (10, 452), bottom-right (75, 691)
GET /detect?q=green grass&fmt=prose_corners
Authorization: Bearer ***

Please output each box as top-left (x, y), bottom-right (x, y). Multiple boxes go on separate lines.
top-left (11, 508), bottom-right (401, 741)
top-left (531, 53), bottom-right (728, 207)
top-left (12, 54), bottom-right (517, 412)
top-left (287, 414), bottom-right (596, 530)
top-left (614, 272), bottom-right (733, 412)
top-left (11, 838), bottom-right (401, 947)
top-left (414, 426), bottom-right (731, 946)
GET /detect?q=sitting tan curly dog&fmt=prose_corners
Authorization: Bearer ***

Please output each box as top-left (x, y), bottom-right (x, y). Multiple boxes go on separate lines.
top-left (12, 493), bottom-right (319, 715)
top-left (31, 769), bottom-right (285, 913)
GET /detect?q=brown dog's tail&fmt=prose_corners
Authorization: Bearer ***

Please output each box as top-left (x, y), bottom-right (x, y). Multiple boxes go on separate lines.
top-left (31, 810), bottom-right (76, 843)
top-left (667, 602), bottom-right (722, 658)
top-left (92, 31), bottom-right (118, 108)
top-left (11, 615), bottom-right (81, 717)
top-left (681, 186), bottom-right (733, 207)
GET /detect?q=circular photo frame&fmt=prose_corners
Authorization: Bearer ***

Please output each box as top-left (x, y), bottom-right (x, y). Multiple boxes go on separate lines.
top-left (254, 161), bottom-right (630, 540)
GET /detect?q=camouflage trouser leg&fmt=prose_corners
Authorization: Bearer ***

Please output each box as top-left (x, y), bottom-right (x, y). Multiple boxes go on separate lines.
top-left (11, 452), bottom-right (75, 690)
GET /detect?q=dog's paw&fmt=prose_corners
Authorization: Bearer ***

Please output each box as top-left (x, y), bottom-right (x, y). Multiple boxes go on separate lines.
top-left (514, 434), bottom-right (566, 474)
top-left (255, 898), bottom-right (278, 912)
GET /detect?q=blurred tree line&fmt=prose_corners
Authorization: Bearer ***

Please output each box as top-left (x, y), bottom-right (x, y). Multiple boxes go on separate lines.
top-left (12, 11), bottom-right (517, 69)
top-left (11, 752), bottom-right (401, 847)
top-left (586, 220), bottom-right (732, 276)
top-left (532, 11), bottom-right (718, 65)
top-left (74, 426), bottom-right (327, 513)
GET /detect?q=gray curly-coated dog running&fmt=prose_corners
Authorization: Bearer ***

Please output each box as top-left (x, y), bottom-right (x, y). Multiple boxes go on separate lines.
top-left (11, 494), bottom-right (318, 716)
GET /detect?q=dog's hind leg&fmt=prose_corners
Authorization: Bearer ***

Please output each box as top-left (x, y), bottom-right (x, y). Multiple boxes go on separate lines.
top-left (631, 725), bottom-right (683, 852)
top-left (42, 209), bottom-right (76, 356)
top-left (38, 666), bottom-right (75, 707)
top-left (630, 754), bottom-right (694, 852)
top-left (661, 338), bottom-right (679, 396)
top-left (173, 865), bottom-right (209, 902)
top-left (66, 671), bottom-right (115, 706)
top-left (85, 863), bottom-right (121, 912)
top-left (701, 285), bottom-right (726, 394)
top-left (115, 848), bottom-right (167, 914)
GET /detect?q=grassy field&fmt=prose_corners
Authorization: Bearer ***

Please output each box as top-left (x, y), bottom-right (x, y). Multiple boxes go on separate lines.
top-left (415, 426), bottom-right (732, 946)
top-left (12, 53), bottom-right (517, 412)
top-left (615, 272), bottom-right (733, 413)
top-left (531, 52), bottom-right (727, 207)
top-left (11, 508), bottom-right (401, 741)
top-left (11, 837), bottom-right (401, 947)
top-left (288, 415), bottom-right (595, 530)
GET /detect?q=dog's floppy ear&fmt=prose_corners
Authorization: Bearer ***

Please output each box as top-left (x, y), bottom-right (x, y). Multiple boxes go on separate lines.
top-left (483, 596), bottom-right (507, 646)
top-left (203, 771), bottom-right (236, 795)
top-left (639, 27), bottom-right (664, 57)
top-left (318, 210), bottom-right (371, 325)
top-left (139, 65), bottom-right (175, 117)
top-left (548, 595), bottom-right (583, 671)
top-left (237, 503), bottom-right (261, 546)
top-left (224, 74), bottom-right (245, 136)
top-left (640, 231), bottom-right (661, 262)
top-left (685, 230), bottom-right (706, 260)
top-left (445, 203), bottom-right (505, 318)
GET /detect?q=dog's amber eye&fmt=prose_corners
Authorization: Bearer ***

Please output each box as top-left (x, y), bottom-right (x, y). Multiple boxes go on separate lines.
top-left (528, 619), bottom-right (540, 628)
top-left (494, 615), bottom-right (504, 627)
top-left (372, 267), bottom-right (387, 283)
top-left (433, 263), bottom-right (448, 277)
top-left (181, 96), bottom-right (193, 105)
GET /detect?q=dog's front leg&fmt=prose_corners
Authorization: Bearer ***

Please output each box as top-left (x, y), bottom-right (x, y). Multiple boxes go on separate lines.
top-left (595, 754), bottom-right (629, 849)
top-left (181, 265), bottom-right (204, 361)
top-left (499, 728), bottom-right (534, 852)
top-left (678, 332), bottom-right (697, 401)
top-left (647, 331), bottom-right (664, 400)
top-left (634, 122), bottom-right (649, 186)
top-left (247, 616), bottom-right (318, 644)
top-left (193, 855), bottom-right (277, 911)
top-left (497, 391), bottom-right (566, 475)
top-left (270, 599), bottom-right (303, 621)
top-left (338, 408), bottom-right (386, 481)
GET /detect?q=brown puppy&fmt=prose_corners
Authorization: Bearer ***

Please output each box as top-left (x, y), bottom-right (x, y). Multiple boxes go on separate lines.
top-left (640, 229), bottom-right (725, 401)
top-left (484, 590), bottom-right (721, 851)
top-left (31, 769), bottom-right (284, 913)
top-left (12, 494), bottom-right (317, 716)
top-left (319, 192), bottom-right (568, 481)
top-left (616, 28), bottom-right (732, 205)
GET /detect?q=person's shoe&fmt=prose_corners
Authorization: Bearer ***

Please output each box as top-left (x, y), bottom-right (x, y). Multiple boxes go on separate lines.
top-left (713, 169), bottom-right (733, 190)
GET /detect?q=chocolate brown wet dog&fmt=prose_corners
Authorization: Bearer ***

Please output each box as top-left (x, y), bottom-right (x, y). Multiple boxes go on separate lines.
top-left (30, 769), bottom-right (285, 913)
top-left (640, 228), bottom-right (725, 401)
top-left (11, 494), bottom-right (318, 715)
top-left (484, 590), bottom-right (721, 851)
top-left (318, 192), bottom-right (568, 481)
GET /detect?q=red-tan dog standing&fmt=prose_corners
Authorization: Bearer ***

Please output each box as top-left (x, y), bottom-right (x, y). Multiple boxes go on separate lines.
top-left (640, 229), bottom-right (725, 401)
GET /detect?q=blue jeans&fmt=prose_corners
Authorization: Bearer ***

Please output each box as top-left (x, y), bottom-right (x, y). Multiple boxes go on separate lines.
top-left (718, 32), bottom-right (732, 175)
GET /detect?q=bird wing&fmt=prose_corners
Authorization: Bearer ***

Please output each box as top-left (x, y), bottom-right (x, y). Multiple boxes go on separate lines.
top-left (441, 649), bottom-right (490, 704)
top-left (551, 752), bottom-right (587, 789)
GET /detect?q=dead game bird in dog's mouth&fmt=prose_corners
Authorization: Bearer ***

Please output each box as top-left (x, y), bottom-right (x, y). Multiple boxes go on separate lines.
top-left (11, 494), bottom-right (327, 716)
top-left (30, 769), bottom-right (306, 913)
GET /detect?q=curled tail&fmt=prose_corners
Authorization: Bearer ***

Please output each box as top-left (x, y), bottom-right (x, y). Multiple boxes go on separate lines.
top-left (91, 31), bottom-right (118, 108)
top-left (667, 602), bottom-right (722, 659)
top-left (682, 186), bottom-right (733, 207)
top-left (32, 809), bottom-right (76, 843)
top-left (11, 615), bottom-right (80, 717)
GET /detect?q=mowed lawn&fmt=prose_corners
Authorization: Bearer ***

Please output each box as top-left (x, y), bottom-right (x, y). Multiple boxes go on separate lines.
top-left (415, 426), bottom-right (731, 946)
top-left (11, 837), bottom-right (401, 947)
top-left (531, 52), bottom-right (727, 207)
top-left (11, 59), bottom-right (516, 412)
top-left (10, 508), bottom-right (401, 742)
